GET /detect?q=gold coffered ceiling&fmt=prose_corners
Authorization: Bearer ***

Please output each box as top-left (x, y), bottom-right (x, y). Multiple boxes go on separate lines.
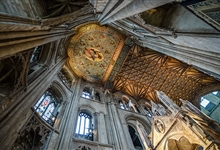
top-left (68, 23), bottom-right (124, 82)
top-left (110, 45), bottom-right (218, 105)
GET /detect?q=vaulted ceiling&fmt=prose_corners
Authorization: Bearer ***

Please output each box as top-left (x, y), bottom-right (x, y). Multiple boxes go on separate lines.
top-left (108, 45), bottom-right (219, 105)
top-left (67, 23), bottom-right (219, 106)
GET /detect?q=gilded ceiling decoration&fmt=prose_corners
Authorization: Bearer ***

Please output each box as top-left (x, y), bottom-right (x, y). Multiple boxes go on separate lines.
top-left (109, 45), bottom-right (219, 105)
top-left (68, 23), bottom-right (125, 82)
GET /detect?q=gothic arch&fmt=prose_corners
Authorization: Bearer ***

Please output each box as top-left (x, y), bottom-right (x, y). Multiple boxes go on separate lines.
top-left (125, 114), bottom-right (151, 134)
top-left (193, 84), bottom-right (220, 108)
top-left (78, 104), bottom-right (96, 114)
top-left (51, 80), bottom-right (68, 101)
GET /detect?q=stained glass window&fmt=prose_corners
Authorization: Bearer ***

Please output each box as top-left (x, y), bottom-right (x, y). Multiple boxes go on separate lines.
top-left (34, 91), bottom-right (58, 126)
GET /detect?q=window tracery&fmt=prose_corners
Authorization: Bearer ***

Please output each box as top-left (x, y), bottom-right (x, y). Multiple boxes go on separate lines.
top-left (30, 46), bottom-right (42, 64)
top-left (82, 87), bottom-right (93, 99)
top-left (118, 96), bottom-right (139, 113)
top-left (81, 86), bottom-right (101, 101)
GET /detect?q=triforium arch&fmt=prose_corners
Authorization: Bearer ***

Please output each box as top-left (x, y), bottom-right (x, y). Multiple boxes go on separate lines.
top-left (139, 98), bottom-right (153, 117)
top-left (125, 115), bottom-right (151, 150)
top-left (50, 80), bottom-right (68, 102)
top-left (81, 84), bottom-right (95, 100)
top-left (114, 92), bottom-right (140, 113)
top-left (80, 83), bottom-right (103, 102)
top-left (193, 84), bottom-right (220, 108)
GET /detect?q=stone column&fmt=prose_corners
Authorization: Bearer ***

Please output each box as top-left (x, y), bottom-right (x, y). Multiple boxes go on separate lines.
top-left (56, 78), bottom-right (82, 150)
top-left (104, 114), bottom-right (112, 144)
top-left (93, 112), bottom-right (99, 142)
top-left (98, 113), bottom-right (108, 144)
top-left (106, 100), bottom-right (120, 150)
top-left (101, 0), bottom-right (179, 24)
top-left (109, 101), bottom-right (129, 150)
top-left (47, 100), bottom-right (70, 150)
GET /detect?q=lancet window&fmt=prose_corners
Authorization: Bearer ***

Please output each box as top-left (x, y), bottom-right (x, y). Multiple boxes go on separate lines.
top-left (75, 112), bottom-right (93, 141)
top-left (82, 86), bottom-right (101, 101)
top-left (118, 96), bottom-right (139, 112)
top-left (34, 91), bottom-right (59, 126)
top-left (128, 125), bottom-right (144, 150)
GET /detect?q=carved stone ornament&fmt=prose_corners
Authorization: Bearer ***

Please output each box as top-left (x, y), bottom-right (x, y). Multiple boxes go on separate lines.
top-left (11, 113), bottom-right (53, 150)
top-left (76, 145), bottom-right (92, 150)
top-left (154, 119), bottom-right (165, 133)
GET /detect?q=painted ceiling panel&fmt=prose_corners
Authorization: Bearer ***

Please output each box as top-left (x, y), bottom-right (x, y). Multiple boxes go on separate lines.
top-left (68, 23), bottom-right (124, 82)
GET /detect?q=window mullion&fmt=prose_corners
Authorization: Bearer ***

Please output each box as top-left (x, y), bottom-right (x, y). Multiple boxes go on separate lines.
top-left (78, 116), bottom-right (82, 135)
top-left (83, 116), bottom-right (86, 136)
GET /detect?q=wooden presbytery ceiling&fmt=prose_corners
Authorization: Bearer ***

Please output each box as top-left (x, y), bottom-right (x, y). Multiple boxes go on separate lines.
top-left (108, 45), bottom-right (219, 105)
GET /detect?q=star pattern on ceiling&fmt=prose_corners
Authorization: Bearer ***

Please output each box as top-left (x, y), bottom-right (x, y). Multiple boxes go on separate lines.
top-left (109, 45), bottom-right (218, 105)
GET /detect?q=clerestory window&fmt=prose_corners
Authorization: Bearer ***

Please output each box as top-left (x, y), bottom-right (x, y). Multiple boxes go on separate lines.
top-left (75, 112), bottom-right (93, 141)
top-left (82, 87), bottom-right (93, 99)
